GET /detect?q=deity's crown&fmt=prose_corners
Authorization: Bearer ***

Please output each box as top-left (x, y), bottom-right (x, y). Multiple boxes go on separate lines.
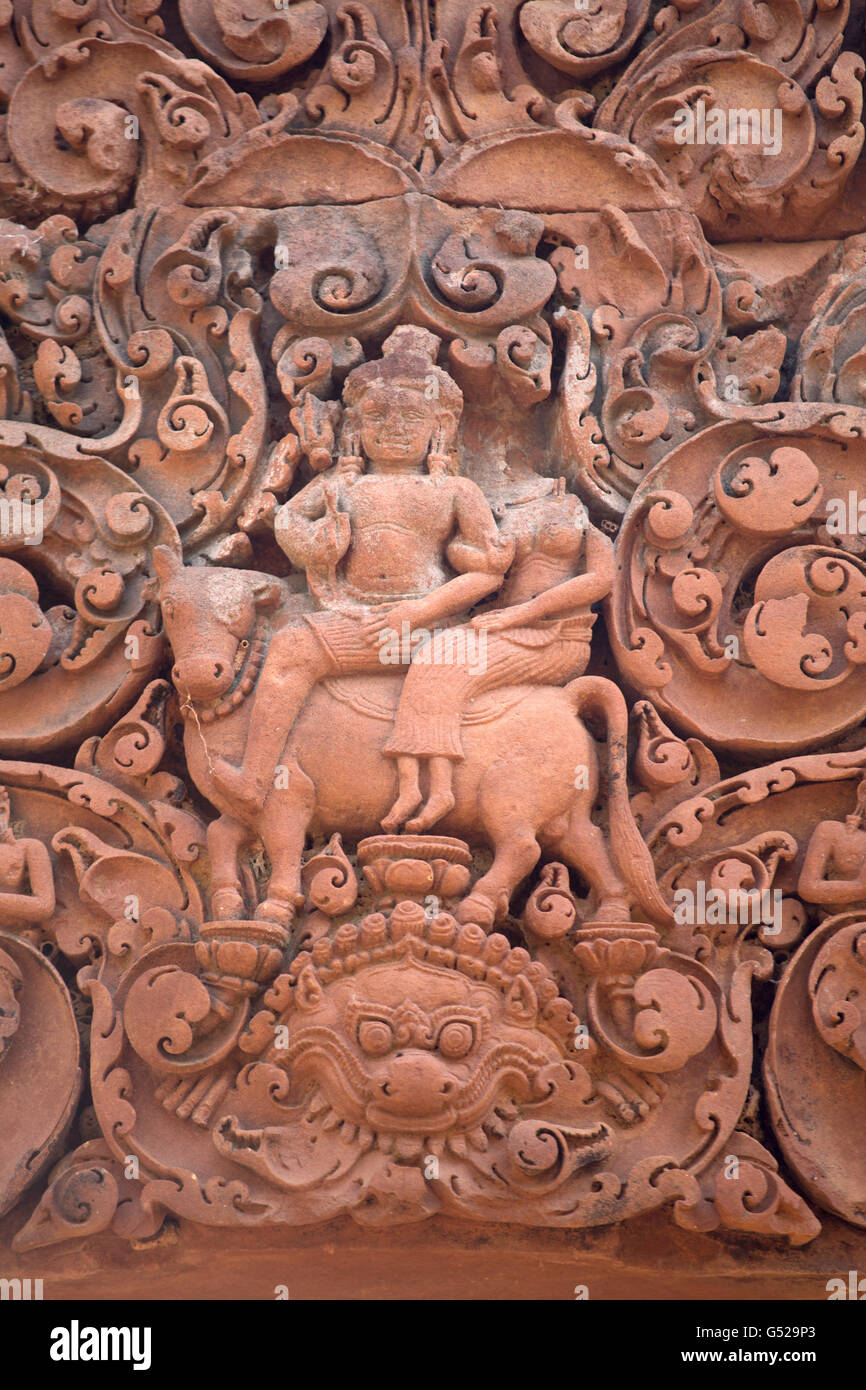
top-left (342, 325), bottom-right (463, 417)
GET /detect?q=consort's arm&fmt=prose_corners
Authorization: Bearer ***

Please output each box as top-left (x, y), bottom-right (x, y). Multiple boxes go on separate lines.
top-left (446, 479), bottom-right (514, 577)
top-left (411, 479), bottom-right (513, 625)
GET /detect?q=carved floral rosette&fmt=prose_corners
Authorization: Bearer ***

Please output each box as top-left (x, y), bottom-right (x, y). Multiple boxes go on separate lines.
top-left (609, 408), bottom-right (866, 753)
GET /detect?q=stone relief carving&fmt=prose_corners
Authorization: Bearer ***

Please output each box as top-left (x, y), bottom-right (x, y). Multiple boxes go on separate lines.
top-left (0, 0), bottom-right (865, 1256)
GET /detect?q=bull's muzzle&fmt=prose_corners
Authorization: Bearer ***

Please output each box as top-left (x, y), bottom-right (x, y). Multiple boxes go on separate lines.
top-left (172, 655), bottom-right (235, 701)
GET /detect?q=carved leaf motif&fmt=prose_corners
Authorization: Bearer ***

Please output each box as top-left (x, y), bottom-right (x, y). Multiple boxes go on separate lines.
top-left (713, 447), bottom-right (822, 535)
top-left (519, 0), bottom-right (640, 78)
top-left (589, 965), bottom-right (718, 1073)
top-left (180, 0), bottom-right (329, 81)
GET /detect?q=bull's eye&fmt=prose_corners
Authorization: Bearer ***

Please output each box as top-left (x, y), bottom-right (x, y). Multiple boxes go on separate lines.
top-left (163, 600), bottom-right (175, 619)
top-left (358, 1019), bottom-right (393, 1056)
top-left (438, 1021), bottom-right (474, 1059)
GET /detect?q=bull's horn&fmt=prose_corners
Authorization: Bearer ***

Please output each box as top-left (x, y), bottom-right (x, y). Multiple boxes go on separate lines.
top-left (252, 576), bottom-right (283, 611)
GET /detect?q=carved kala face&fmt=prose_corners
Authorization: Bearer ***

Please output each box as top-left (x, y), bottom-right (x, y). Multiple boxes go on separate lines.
top-left (359, 385), bottom-right (437, 469)
top-left (284, 957), bottom-right (563, 1135)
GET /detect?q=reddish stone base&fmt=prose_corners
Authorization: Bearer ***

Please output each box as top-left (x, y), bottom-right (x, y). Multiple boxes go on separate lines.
top-left (3, 1200), bottom-right (863, 1300)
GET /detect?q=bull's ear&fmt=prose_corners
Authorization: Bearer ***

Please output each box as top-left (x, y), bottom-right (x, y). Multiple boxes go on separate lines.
top-left (152, 546), bottom-right (181, 584)
top-left (252, 577), bottom-right (283, 611)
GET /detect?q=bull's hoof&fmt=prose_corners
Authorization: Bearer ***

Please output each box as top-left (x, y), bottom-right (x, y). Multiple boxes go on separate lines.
top-left (255, 892), bottom-right (305, 929)
top-left (211, 886), bottom-right (246, 920)
top-left (454, 893), bottom-right (497, 930)
top-left (593, 896), bottom-right (632, 924)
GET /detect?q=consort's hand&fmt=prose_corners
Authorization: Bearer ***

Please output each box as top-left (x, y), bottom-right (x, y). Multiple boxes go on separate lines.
top-left (471, 606), bottom-right (521, 632)
top-left (359, 600), bottom-right (426, 644)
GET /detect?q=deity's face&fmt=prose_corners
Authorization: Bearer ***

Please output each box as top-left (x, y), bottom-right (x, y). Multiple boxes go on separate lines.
top-left (359, 384), bottom-right (437, 469)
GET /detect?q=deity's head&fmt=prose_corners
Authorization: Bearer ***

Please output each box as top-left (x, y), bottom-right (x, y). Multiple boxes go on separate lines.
top-left (341, 326), bottom-right (463, 475)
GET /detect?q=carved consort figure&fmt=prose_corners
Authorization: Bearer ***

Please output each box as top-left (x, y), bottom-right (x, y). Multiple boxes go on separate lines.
top-left (382, 448), bottom-right (615, 831)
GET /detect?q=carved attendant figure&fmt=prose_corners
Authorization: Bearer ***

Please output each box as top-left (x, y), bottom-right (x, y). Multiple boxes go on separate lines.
top-left (798, 774), bottom-right (866, 906)
top-left (212, 326), bottom-right (513, 819)
top-left (382, 448), bottom-right (615, 831)
top-left (0, 787), bottom-right (55, 941)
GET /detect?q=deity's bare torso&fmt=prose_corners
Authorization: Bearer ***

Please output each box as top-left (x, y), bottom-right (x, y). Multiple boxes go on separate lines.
top-left (289, 469), bottom-right (497, 608)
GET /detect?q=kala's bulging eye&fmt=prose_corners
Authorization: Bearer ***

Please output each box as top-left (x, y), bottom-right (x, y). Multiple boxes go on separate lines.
top-left (358, 1019), bottom-right (393, 1056)
top-left (438, 1021), bottom-right (474, 1059)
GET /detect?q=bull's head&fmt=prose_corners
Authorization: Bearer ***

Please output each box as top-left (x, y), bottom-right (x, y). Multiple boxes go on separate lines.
top-left (149, 546), bottom-right (282, 703)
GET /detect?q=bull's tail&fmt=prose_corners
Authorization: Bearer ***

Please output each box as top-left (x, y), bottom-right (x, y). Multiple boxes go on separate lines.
top-left (565, 675), bottom-right (673, 927)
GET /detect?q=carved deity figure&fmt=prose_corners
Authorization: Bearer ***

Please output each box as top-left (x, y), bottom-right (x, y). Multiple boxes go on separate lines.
top-left (798, 774), bottom-right (866, 907)
top-left (213, 326), bottom-right (513, 822)
top-left (382, 446), bottom-right (615, 831)
top-left (0, 787), bottom-right (55, 941)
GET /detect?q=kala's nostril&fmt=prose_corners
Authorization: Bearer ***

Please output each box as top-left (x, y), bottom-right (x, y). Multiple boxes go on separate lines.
top-left (213, 662), bottom-right (225, 679)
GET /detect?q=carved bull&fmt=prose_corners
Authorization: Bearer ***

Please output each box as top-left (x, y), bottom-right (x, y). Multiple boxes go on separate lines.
top-left (150, 547), bottom-right (670, 931)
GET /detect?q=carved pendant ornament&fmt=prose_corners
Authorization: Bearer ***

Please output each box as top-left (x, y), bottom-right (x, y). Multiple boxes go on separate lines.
top-left (2, 0), bottom-right (866, 1257)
